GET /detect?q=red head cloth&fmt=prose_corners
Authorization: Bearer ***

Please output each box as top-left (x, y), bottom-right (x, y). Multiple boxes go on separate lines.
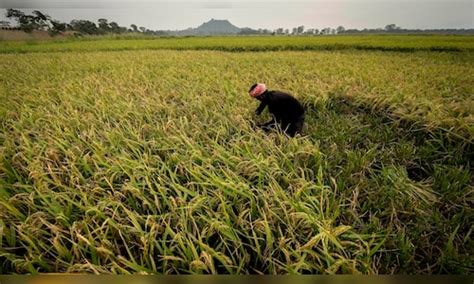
top-left (249, 83), bottom-right (266, 98)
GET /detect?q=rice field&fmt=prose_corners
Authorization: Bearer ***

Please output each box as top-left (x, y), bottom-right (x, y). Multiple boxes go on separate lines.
top-left (1, 35), bottom-right (474, 54)
top-left (0, 36), bottom-right (473, 274)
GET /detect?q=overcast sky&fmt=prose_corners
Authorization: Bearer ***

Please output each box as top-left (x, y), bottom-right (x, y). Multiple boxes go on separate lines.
top-left (1, 0), bottom-right (473, 30)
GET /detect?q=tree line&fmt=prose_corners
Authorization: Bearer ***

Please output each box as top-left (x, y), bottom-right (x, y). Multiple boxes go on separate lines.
top-left (3, 9), bottom-right (473, 36)
top-left (238, 26), bottom-right (347, 35)
top-left (239, 24), bottom-right (473, 35)
top-left (3, 9), bottom-right (165, 36)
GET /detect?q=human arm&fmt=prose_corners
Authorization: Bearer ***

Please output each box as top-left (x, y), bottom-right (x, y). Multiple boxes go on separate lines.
top-left (255, 101), bottom-right (267, 116)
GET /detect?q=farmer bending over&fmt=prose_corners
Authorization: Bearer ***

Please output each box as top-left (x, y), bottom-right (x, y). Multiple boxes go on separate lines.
top-left (249, 83), bottom-right (305, 137)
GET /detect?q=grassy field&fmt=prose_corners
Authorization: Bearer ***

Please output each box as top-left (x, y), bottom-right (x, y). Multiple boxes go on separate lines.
top-left (0, 36), bottom-right (473, 274)
top-left (1, 35), bottom-right (474, 54)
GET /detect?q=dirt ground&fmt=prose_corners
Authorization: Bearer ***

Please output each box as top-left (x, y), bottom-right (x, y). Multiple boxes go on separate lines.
top-left (0, 30), bottom-right (75, 41)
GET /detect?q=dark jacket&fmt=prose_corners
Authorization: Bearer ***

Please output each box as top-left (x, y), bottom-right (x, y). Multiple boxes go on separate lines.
top-left (255, 90), bottom-right (305, 123)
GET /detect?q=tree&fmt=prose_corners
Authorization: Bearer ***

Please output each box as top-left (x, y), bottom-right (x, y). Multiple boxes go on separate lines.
top-left (6, 9), bottom-right (25, 25)
top-left (98, 18), bottom-right (109, 33)
top-left (31, 10), bottom-right (50, 31)
top-left (238, 28), bottom-right (259, 35)
top-left (314, 29), bottom-right (319, 35)
top-left (70, 19), bottom-right (99, 35)
top-left (108, 21), bottom-right (121, 33)
top-left (297, 25), bottom-right (304, 34)
top-left (336, 26), bottom-right (345, 34)
top-left (385, 24), bottom-right (398, 31)
top-left (276, 28), bottom-right (284, 34)
top-left (6, 9), bottom-right (63, 33)
top-left (49, 20), bottom-right (66, 35)
top-left (139, 26), bottom-right (146, 33)
top-left (6, 9), bottom-right (23, 19)
top-left (292, 27), bottom-right (297, 35)
top-left (321, 27), bottom-right (331, 35)
top-left (6, 9), bottom-right (38, 33)
top-left (130, 24), bottom-right (138, 32)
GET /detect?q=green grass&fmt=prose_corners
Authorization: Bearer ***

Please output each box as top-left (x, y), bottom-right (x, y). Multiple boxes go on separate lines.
top-left (0, 46), bottom-right (473, 274)
top-left (1, 35), bottom-right (474, 54)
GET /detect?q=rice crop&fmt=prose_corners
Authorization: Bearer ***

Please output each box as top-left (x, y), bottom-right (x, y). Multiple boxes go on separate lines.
top-left (0, 35), bottom-right (474, 54)
top-left (0, 45), bottom-right (473, 274)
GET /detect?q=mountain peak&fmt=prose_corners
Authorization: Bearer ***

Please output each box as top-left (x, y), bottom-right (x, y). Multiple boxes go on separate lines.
top-left (195, 19), bottom-right (241, 35)
top-left (207, 19), bottom-right (231, 23)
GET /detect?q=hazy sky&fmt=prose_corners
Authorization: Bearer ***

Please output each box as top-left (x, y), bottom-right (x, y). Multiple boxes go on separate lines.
top-left (1, 0), bottom-right (473, 30)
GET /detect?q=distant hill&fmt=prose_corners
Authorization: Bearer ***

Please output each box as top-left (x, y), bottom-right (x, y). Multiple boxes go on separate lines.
top-left (195, 19), bottom-right (240, 34)
top-left (170, 19), bottom-right (241, 35)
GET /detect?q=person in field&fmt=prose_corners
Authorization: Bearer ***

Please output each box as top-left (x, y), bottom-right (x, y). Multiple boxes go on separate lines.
top-left (249, 83), bottom-right (305, 137)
